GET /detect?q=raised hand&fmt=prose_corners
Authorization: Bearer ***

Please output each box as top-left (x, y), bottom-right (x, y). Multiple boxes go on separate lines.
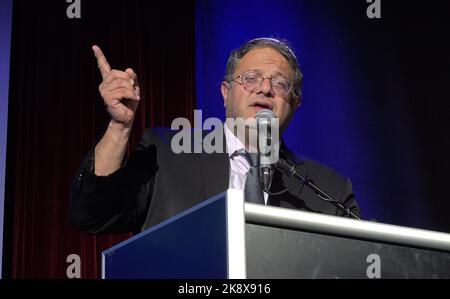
top-left (92, 45), bottom-right (140, 127)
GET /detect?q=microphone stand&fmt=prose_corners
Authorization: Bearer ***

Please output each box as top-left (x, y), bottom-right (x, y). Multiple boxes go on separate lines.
top-left (273, 158), bottom-right (361, 220)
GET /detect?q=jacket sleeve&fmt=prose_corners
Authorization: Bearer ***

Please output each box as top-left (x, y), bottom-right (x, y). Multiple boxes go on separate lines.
top-left (337, 178), bottom-right (362, 219)
top-left (68, 129), bottom-right (158, 234)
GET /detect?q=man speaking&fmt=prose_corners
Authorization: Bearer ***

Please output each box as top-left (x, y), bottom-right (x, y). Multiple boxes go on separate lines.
top-left (69, 38), bottom-right (361, 234)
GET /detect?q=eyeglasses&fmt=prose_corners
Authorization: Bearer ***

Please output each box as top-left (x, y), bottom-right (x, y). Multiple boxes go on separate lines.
top-left (231, 71), bottom-right (292, 97)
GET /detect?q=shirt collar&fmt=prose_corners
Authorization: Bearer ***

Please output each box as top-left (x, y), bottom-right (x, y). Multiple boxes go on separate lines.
top-left (224, 123), bottom-right (246, 158)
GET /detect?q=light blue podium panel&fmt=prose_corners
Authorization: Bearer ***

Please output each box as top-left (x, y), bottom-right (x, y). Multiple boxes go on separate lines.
top-left (102, 189), bottom-right (246, 279)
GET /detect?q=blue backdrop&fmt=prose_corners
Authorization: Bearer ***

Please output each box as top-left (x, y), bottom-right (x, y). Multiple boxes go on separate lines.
top-left (195, 0), bottom-right (450, 231)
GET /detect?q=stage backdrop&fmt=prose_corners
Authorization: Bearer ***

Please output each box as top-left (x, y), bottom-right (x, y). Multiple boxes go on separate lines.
top-left (4, 0), bottom-right (450, 279)
top-left (0, 0), bottom-right (13, 279)
top-left (4, 0), bottom-right (195, 278)
top-left (195, 0), bottom-right (450, 233)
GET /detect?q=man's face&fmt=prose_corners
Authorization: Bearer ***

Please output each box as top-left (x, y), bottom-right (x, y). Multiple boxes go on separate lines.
top-left (221, 47), bottom-right (301, 132)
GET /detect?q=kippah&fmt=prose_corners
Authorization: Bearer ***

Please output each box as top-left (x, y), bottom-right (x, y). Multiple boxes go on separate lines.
top-left (247, 37), bottom-right (298, 61)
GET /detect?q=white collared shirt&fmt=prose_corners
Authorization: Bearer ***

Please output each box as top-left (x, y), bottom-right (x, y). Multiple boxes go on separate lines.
top-left (224, 124), bottom-right (269, 205)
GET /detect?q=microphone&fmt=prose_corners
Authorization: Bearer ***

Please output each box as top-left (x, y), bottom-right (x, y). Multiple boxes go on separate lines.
top-left (273, 157), bottom-right (361, 220)
top-left (255, 109), bottom-right (279, 192)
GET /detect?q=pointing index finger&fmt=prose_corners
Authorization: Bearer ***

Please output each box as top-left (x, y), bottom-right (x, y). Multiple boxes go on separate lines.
top-left (92, 45), bottom-right (111, 79)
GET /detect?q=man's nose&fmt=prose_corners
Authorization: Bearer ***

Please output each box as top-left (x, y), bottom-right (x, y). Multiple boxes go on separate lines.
top-left (259, 78), bottom-right (273, 96)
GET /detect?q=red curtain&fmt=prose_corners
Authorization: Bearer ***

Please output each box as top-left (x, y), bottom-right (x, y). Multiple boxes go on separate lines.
top-left (5, 0), bottom-right (195, 278)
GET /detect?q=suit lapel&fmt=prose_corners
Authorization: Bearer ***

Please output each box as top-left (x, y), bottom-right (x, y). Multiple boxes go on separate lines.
top-left (267, 142), bottom-right (306, 207)
top-left (198, 129), bottom-right (229, 198)
top-left (199, 152), bottom-right (229, 197)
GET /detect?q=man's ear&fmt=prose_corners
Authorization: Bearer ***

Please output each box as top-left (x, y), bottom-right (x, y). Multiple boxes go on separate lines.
top-left (221, 81), bottom-right (230, 108)
top-left (290, 95), bottom-right (301, 111)
top-left (295, 96), bottom-right (302, 109)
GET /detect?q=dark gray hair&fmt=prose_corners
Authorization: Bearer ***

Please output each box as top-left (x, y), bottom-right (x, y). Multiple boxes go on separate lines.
top-left (224, 38), bottom-right (303, 100)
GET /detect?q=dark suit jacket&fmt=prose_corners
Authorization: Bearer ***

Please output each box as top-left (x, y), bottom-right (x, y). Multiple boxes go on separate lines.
top-left (69, 128), bottom-right (360, 234)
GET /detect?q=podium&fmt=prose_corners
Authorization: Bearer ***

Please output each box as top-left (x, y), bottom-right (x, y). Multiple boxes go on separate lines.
top-left (102, 190), bottom-right (450, 279)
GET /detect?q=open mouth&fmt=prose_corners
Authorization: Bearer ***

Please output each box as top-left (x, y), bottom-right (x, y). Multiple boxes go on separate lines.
top-left (251, 102), bottom-right (273, 111)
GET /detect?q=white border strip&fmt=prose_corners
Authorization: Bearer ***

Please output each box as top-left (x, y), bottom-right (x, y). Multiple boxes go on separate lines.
top-left (0, 0), bottom-right (13, 279)
top-left (101, 254), bottom-right (105, 279)
top-left (245, 203), bottom-right (450, 252)
top-left (226, 189), bottom-right (246, 279)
